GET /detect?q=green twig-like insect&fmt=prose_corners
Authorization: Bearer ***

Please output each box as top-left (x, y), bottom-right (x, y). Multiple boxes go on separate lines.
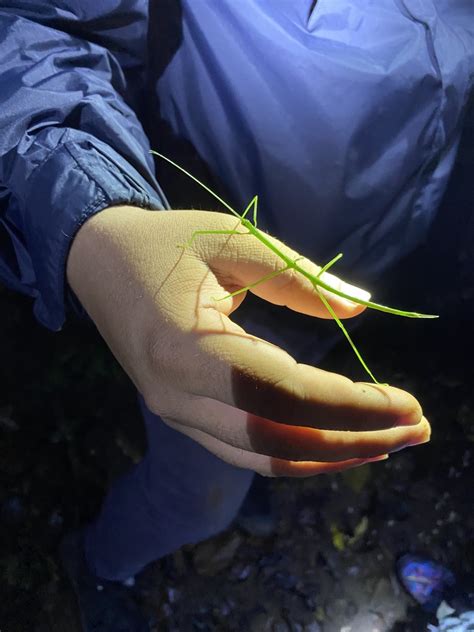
top-left (151, 150), bottom-right (438, 384)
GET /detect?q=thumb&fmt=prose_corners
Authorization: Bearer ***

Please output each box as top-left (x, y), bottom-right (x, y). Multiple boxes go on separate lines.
top-left (202, 217), bottom-right (371, 320)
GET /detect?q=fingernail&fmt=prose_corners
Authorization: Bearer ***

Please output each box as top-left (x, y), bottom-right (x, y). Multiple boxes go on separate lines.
top-left (364, 454), bottom-right (389, 462)
top-left (342, 284), bottom-right (371, 302)
top-left (337, 284), bottom-right (371, 308)
top-left (393, 431), bottom-right (430, 453)
top-left (410, 435), bottom-right (430, 447)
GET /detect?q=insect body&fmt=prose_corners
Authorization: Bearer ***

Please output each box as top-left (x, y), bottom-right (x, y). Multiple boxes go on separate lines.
top-left (151, 150), bottom-right (438, 384)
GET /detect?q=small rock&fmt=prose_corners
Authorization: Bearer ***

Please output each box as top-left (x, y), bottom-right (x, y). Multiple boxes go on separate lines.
top-left (249, 612), bottom-right (274, 632)
top-left (231, 562), bottom-right (253, 581)
top-left (48, 508), bottom-right (64, 529)
top-left (273, 571), bottom-right (298, 591)
top-left (298, 507), bottom-right (318, 526)
top-left (192, 531), bottom-right (242, 576)
top-left (0, 407), bottom-right (19, 431)
top-left (192, 618), bottom-right (212, 631)
top-left (346, 565), bottom-right (360, 577)
top-left (259, 553), bottom-right (283, 568)
top-left (166, 586), bottom-right (180, 603)
top-left (218, 601), bottom-right (232, 617)
top-left (303, 592), bottom-right (319, 611)
top-left (2, 496), bottom-right (26, 522)
top-left (325, 597), bottom-right (356, 620)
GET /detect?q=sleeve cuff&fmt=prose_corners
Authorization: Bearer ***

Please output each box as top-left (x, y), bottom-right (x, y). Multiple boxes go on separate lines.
top-left (23, 134), bottom-right (168, 331)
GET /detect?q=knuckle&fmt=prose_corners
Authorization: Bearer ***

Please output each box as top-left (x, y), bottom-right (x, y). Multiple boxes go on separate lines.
top-left (275, 266), bottom-right (300, 295)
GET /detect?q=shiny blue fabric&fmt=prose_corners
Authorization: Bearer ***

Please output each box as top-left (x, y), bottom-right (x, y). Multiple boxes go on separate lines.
top-left (0, 1), bottom-right (167, 330)
top-left (157, 0), bottom-right (474, 281)
top-left (0, 0), bottom-right (473, 334)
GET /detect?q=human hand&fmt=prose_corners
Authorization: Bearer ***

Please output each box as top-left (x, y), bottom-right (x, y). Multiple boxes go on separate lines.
top-left (67, 206), bottom-right (430, 477)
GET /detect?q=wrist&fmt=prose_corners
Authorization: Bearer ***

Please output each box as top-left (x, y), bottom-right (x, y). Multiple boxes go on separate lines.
top-left (67, 204), bottom-right (147, 272)
top-left (66, 205), bottom-right (150, 306)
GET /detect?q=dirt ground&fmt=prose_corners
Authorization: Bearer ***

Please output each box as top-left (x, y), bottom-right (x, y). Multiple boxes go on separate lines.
top-left (1, 111), bottom-right (473, 632)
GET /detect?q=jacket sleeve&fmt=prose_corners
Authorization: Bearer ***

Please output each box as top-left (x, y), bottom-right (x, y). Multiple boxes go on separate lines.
top-left (0, 5), bottom-right (168, 331)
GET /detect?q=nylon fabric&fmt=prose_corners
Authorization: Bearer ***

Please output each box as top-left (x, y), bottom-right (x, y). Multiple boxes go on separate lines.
top-left (156, 0), bottom-right (473, 279)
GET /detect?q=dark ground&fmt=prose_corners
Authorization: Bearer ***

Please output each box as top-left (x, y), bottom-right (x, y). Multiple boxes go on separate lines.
top-left (1, 113), bottom-right (473, 632)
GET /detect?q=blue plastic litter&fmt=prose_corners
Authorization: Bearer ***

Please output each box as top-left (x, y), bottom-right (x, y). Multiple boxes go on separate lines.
top-left (397, 555), bottom-right (456, 612)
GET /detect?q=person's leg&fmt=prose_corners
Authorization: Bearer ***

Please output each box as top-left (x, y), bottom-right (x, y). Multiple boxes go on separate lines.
top-left (84, 395), bottom-right (254, 581)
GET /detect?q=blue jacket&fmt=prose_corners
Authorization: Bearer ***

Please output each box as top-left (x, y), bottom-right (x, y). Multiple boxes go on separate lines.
top-left (0, 1), bottom-right (473, 332)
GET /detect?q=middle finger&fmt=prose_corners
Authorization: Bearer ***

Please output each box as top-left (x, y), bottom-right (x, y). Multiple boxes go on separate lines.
top-left (171, 392), bottom-right (431, 462)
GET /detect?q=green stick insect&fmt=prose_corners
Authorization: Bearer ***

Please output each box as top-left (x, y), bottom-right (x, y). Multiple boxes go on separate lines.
top-left (151, 151), bottom-right (438, 384)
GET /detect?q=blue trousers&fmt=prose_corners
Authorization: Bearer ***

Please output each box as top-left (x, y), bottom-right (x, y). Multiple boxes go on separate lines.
top-left (84, 396), bottom-right (255, 581)
top-left (83, 297), bottom-right (358, 581)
